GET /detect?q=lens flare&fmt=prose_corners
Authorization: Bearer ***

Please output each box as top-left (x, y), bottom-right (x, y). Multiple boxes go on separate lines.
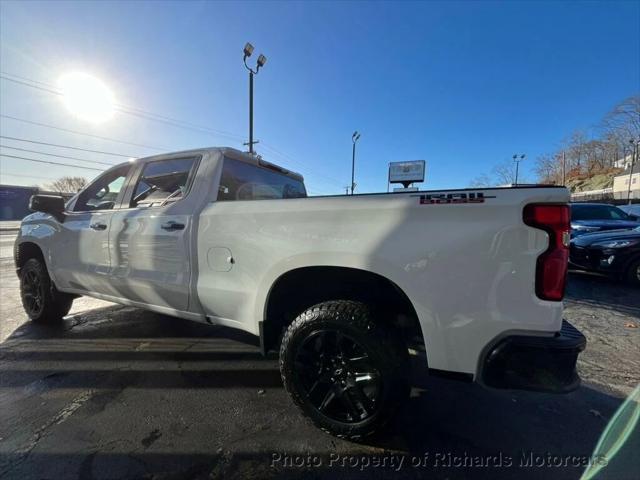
top-left (58, 72), bottom-right (115, 123)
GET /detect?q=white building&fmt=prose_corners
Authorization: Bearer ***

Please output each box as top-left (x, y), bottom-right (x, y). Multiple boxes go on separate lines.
top-left (613, 154), bottom-right (633, 170)
top-left (613, 164), bottom-right (640, 200)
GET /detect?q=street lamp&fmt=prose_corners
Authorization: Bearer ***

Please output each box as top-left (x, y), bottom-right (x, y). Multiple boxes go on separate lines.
top-left (243, 42), bottom-right (267, 154)
top-left (627, 139), bottom-right (638, 204)
top-left (513, 154), bottom-right (525, 185)
top-left (351, 131), bottom-right (361, 195)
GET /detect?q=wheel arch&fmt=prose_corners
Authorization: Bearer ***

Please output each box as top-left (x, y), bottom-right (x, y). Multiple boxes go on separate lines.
top-left (261, 265), bottom-right (426, 358)
top-left (15, 241), bottom-right (46, 272)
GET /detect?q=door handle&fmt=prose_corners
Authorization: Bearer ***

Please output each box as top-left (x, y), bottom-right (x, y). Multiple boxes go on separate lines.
top-left (161, 221), bottom-right (185, 231)
top-left (90, 222), bottom-right (107, 231)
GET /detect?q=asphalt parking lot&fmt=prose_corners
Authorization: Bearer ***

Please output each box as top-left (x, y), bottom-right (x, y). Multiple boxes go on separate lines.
top-left (1, 231), bottom-right (639, 480)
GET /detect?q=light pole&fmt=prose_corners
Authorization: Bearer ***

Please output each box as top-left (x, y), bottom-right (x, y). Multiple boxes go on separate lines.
top-left (513, 154), bottom-right (525, 185)
top-left (351, 131), bottom-right (361, 195)
top-left (627, 139), bottom-right (638, 204)
top-left (243, 42), bottom-right (267, 154)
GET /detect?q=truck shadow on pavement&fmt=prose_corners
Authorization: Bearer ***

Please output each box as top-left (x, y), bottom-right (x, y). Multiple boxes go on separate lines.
top-left (0, 305), bottom-right (632, 480)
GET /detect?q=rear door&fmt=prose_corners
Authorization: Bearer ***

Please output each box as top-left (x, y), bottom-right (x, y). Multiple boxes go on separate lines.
top-left (107, 156), bottom-right (200, 311)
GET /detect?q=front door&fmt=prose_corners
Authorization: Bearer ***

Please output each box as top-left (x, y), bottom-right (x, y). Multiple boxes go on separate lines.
top-left (50, 164), bottom-right (132, 294)
top-left (107, 156), bottom-right (199, 312)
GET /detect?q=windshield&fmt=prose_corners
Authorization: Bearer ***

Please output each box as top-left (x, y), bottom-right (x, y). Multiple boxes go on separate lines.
top-left (571, 205), bottom-right (630, 221)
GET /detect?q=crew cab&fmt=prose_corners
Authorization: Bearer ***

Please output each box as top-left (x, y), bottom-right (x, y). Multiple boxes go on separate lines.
top-left (15, 147), bottom-right (585, 439)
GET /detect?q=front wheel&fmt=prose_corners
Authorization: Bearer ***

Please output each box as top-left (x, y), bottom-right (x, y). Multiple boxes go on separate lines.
top-left (279, 300), bottom-right (409, 440)
top-left (20, 258), bottom-right (73, 323)
top-left (626, 258), bottom-right (640, 286)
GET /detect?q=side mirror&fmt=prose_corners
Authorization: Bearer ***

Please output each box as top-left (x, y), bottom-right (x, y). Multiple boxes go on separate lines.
top-left (29, 195), bottom-right (66, 220)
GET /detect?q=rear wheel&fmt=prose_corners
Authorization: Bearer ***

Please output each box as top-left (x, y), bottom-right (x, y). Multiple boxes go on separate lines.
top-left (20, 258), bottom-right (73, 323)
top-left (626, 258), bottom-right (640, 286)
top-left (279, 300), bottom-right (409, 439)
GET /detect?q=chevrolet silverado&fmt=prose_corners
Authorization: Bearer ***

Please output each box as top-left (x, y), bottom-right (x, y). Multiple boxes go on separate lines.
top-left (15, 147), bottom-right (586, 439)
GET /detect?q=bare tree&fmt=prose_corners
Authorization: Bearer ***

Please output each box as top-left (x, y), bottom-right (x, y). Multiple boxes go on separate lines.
top-left (532, 95), bottom-right (639, 187)
top-left (46, 176), bottom-right (88, 193)
top-left (468, 160), bottom-right (528, 187)
top-left (566, 130), bottom-right (589, 169)
top-left (468, 173), bottom-right (492, 187)
top-left (534, 154), bottom-right (560, 185)
top-left (491, 159), bottom-right (517, 185)
top-left (602, 95), bottom-right (640, 142)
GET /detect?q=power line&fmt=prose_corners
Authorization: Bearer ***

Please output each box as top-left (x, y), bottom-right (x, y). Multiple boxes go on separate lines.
top-left (0, 75), bottom-right (60, 95)
top-left (2, 113), bottom-right (344, 187)
top-left (0, 153), bottom-right (103, 171)
top-left (0, 135), bottom-right (132, 158)
top-left (1, 71), bottom-right (346, 189)
top-left (0, 145), bottom-right (115, 166)
top-left (0, 114), bottom-right (164, 151)
top-left (0, 75), bottom-right (243, 142)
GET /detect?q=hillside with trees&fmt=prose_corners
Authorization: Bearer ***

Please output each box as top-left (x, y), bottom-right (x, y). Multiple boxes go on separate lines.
top-left (534, 95), bottom-right (639, 192)
top-left (470, 96), bottom-right (639, 190)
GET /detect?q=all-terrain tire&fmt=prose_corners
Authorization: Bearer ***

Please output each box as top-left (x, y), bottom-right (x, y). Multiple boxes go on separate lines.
top-left (626, 258), bottom-right (640, 286)
top-left (19, 258), bottom-right (73, 323)
top-left (279, 300), bottom-right (410, 440)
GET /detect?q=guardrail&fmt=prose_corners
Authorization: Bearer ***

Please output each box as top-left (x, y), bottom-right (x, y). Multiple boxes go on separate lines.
top-left (571, 187), bottom-right (640, 204)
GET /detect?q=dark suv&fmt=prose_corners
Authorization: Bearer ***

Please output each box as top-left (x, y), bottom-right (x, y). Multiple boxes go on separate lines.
top-left (570, 203), bottom-right (640, 238)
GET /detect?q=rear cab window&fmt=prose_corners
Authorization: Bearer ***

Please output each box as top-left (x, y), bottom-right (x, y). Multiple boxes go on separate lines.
top-left (217, 157), bottom-right (306, 201)
top-left (131, 157), bottom-right (198, 208)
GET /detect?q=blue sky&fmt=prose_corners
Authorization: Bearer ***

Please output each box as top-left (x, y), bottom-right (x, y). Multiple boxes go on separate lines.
top-left (1, 0), bottom-right (638, 194)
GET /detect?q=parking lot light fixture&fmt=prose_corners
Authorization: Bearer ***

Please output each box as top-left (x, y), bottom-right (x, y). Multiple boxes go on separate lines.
top-left (243, 42), bottom-right (254, 59)
top-left (513, 154), bottom-right (525, 185)
top-left (243, 42), bottom-right (267, 154)
top-left (351, 131), bottom-right (361, 195)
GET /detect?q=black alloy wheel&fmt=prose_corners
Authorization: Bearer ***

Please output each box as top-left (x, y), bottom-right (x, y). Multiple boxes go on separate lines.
top-left (293, 329), bottom-right (382, 423)
top-left (19, 258), bottom-right (73, 323)
top-left (22, 266), bottom-right (45, 317)
top-left (280, 300), bottom-right (409, 439)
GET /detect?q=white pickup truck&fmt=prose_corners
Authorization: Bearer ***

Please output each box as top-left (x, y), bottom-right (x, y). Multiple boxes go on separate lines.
top-left (15, 147), bottom-right (585, 439)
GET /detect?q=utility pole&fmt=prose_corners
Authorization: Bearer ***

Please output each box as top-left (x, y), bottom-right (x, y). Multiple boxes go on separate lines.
top-left (627, 139), bottom-right (638, 204)
top-left (351, 131), bottom-right (361, 195)
top-left (242, 42), bottom-right (267, 154)
top-left (562, 151), bottom-right (566, 186)
top-left (513, 154), bottom-right (525, 185)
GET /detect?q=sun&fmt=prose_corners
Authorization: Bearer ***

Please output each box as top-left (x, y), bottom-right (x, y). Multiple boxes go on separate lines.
top-left (58, 72), bottom-right (116, 123)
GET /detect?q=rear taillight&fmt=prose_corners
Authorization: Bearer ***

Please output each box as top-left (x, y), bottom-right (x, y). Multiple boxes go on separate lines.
top-left (523, 204), bottom-right (570, 301)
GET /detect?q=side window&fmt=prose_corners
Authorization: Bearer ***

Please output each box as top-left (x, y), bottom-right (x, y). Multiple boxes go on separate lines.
top-left (74, 165), bottom-right (131, 212)
top-left (130, 157), bottom-right (197, 207)
top-left (218, 157), bottom-right (307, 201)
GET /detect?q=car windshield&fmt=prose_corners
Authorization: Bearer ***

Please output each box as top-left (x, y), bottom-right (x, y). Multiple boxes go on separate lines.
top-left (571, 205), bottom-right (630, 221)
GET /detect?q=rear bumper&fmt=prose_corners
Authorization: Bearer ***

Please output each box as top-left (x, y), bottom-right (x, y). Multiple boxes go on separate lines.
top-left (480, 320), bottom-right (586, 393)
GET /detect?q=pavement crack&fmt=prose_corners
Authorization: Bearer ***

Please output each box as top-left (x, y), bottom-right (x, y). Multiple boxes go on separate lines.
top-left (0, 389), bottom-right (95, 477)
top-left (141, 428), bottom-right (162, 448)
